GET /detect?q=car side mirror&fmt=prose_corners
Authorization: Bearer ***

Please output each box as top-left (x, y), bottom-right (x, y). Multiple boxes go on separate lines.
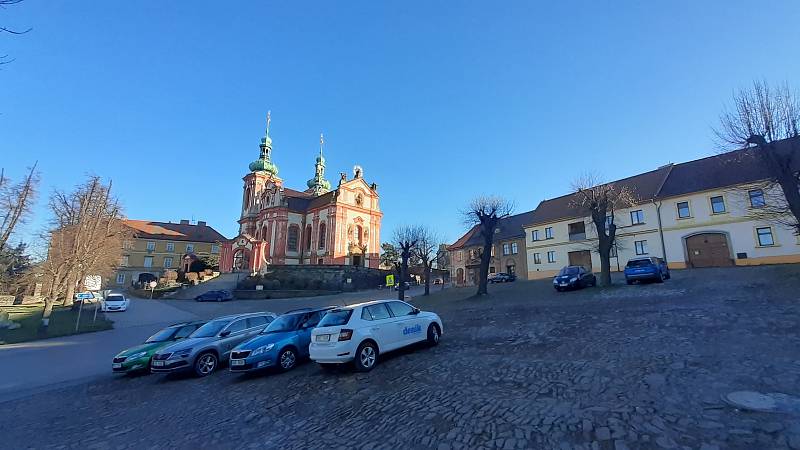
top-left (411, 308), bottom-right (420, 315)
top-left (219, 330), bottom-right (231, 337)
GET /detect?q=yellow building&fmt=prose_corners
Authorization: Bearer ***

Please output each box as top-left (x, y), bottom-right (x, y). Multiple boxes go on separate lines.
top-left (115, 219), bottom-right (228, 286)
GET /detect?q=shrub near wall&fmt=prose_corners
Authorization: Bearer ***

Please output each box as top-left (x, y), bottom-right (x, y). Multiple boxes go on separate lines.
top-left (238, 265), bottom-right (391, 292)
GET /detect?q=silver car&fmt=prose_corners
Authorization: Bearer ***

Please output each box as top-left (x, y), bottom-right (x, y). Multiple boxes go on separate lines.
top-left (151, 311), bottom-right (276, 377)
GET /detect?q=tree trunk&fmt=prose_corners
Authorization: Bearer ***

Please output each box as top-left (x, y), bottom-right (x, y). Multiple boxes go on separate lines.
top-left (40, 297), bottom-right (54, 328)
top-left (398, 258), bottom-right (407, 300)
top-left (423, 264), bottom-right (431, 296)
top-left (64, 283), bottom-right (75, 308)
top-left (598, 253), bottom-right (612, 287)
top-left (476, 240), bottom-right (492, 296)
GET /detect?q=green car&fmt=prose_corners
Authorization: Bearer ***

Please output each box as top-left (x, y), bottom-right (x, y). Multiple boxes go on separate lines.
top-left (112, 320), bottom-right (206, 374)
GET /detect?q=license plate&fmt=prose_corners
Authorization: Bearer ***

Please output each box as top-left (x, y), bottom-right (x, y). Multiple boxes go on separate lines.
top-left (112, 363), bottom-right (122, 369)
top-left (559, 283), bottom-right (567, 286)
top-left (152, 360), bottom-right (164, 367)
top-left (316, 334), bottom-right (330, 342)
top-left (231, 359), bottom-right (245, 366)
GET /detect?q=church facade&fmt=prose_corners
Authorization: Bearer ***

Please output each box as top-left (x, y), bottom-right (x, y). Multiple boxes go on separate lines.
top-left (220, 114), bottom-right (383, 273)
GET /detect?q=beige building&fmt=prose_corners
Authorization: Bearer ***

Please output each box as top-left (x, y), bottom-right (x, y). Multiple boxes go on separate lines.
top-left (448, 212), bottom-right (534, 286)
top-left (524, 139), bottom-right (800, 279)
top-left (115, 219), bottom-right (228, 286)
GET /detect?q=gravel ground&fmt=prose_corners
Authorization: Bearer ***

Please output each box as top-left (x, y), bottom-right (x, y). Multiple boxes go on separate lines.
top-left (3, 264), bottom-right (800, 450)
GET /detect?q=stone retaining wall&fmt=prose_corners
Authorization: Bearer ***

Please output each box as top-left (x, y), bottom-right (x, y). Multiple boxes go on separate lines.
top-left (233, 289), bottom-right (340, 300)
top-left (240, 265), bottom-right (391, 292)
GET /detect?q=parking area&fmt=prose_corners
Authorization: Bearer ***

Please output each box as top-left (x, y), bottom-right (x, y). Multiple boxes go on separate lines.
top-left (3, 265), bottom-right (800, 449)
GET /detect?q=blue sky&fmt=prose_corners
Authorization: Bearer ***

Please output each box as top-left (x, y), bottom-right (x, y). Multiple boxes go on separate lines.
top-left (2, 1), bottom-right (799, 246)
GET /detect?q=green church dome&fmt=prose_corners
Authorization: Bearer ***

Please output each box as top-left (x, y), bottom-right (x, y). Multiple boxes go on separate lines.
top-left (250, 157), bottom-right (278, 174)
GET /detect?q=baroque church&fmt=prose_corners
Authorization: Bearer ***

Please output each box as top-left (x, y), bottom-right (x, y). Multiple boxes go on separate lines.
top-left (220, 113), bottom-right (383, 273)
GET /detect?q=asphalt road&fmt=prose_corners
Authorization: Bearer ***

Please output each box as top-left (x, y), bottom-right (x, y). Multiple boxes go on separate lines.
top-left (0, 297), bottom-right (198, 402)
top-left (0, 285), bottom-right (428, 403)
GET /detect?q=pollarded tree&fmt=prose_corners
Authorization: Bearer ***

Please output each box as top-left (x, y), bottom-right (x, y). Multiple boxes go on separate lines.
top-left (413, 226), bottom-right (441, 296)
top-left (462, 196), bottom-right (513, 296)
top-left (571, 174), bottom-right (635, 287)
top-left (715, 80), bottom-right (800, 235)
top-left (0, 163), bottom-right (39, 252)
top-left (392, 225), bottom-right (421, 300)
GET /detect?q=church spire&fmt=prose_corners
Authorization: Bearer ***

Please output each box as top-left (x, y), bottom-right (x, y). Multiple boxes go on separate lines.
top-left (307, 132), bottom-right (331, 195)
top-left (249, 111), bottom-right (279, 174)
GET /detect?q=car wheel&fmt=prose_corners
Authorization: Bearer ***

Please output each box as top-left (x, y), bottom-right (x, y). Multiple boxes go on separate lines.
top-left (278, 348), bottom-right (297, 371)
top-left (354, 341), bottom-right (378, 372)
top-left (656, 271), bottom-right (665, 283)
top-left (427, 323), bottom-right (441, 346)
top-left (193, 352), bottom-right (218, 377)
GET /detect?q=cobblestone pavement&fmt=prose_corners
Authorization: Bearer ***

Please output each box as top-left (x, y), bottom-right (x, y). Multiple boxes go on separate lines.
top-left (3, 265), bottom-right (800, 450)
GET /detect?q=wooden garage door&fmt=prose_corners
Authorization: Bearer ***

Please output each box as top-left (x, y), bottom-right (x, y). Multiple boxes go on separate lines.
top-left (568, 250), bottom-right (592, 271)
top-left (686, 233), bottom-right (733, 268)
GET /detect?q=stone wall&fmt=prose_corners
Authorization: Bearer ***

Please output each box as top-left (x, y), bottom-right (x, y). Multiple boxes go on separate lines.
top-left (233, 289), bottom-right (340, 300)
top-left (240, 265), bottom-right (391, 292)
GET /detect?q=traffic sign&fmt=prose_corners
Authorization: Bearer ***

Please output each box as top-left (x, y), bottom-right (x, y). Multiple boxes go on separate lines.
top-left (386, 274), bottom-right (395, 287)
top-left (76, 292), bottom-right (93, 300)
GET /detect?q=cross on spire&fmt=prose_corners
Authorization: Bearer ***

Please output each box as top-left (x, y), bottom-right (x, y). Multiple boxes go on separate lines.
top-left (265, 110), bottom-right (271, 137)
top-left (319, 132), bottom-right (324, 156)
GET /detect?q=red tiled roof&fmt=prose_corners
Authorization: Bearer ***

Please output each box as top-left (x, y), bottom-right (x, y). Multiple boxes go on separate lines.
top-left (448, 225), bottom-right (478, 250)
top-left (124, 220), bottom-right (228, 243)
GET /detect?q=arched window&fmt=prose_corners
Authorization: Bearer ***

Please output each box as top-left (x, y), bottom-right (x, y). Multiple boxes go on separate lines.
top-left (287, 225), bottom-right (299, 252)
top-left (304, 225), bottom-right (312, 251)
top-left (318, 223), bottom-right (326, 250)
top-left (244, 188), bottom-right (251, 209)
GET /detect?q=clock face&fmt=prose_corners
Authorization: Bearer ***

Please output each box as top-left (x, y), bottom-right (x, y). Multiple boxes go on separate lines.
top-left (238, 238), bottom-right (246, 246)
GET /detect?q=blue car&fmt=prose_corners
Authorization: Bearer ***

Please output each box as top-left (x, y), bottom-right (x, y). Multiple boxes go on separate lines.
top-left (229, 306), bottom-right (336, 373)
top-left (624, 257), bottom-right (670, 284)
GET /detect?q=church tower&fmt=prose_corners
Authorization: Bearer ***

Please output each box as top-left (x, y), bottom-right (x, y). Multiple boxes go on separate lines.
top-left (240, 111), bottom-right (282, 235)
top-left (306, 133), bottom-right (332, 196)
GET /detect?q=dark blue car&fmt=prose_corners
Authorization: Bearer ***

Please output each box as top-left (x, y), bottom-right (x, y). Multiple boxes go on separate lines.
top-left (229, 307), bottom-right (336, 373)
top-left (194, 290), bottom-right (234, 302)
top-left (624, 257), bottom-right (670, 284)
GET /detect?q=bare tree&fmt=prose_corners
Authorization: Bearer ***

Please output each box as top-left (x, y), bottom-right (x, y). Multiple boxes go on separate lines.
top-left (39, 176), bottom-right (130, 327)
top-left (0, 0), bottom-right (32, 66)
top-left (715, 80), bottom-right (800, 235)
top-left (392, 225), bottom-right (421, 301)
top-left (462, 196), bottom-right (513, 296)
top-left (0, 163), bottom-right (38, 251)
top-left (414, 226), bottom-right (441, 296)
top-left (571, 174), bottom-right (635, 287)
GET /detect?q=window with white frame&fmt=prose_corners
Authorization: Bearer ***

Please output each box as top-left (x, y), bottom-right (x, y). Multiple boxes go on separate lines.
top-left (605, 215), bottom-right (613, 228)
top-left (545, 227), bottom-right (553, 239)
top-left (211, 244), bottom-right (220, 254)
top-left (532, 230), bottom-right (540, 241)
top-left (533, 253), bottom-right (541, 264)
top-left (511, 242), bottom-right (518, 254)
top-left (610, 244), bottom-right (618, 257)
top-left (186, 243), bottom-right (194, 253)
top-left (756, 227), bottom-right (775, 246)
top-left (163, 257), bottom-right (173, 268)
top-left (710, 196), bottom-right (726, 214)
top-left (749, 189), bottom-right (766, 208)
top-left (143, 256), bottom-right (154, 268)
top-left (166, 242), bottom-right (174, 252)
top-left (502, 243), bottom-right (509, 255)
top-left (116, 273), bottom-right (125, 284)
top-left (634, 240), bottom-right (648, 255)
top-left (146, 241), bottom-right (155, 251)
top-left (630, 210), bottom-right (644, 225)
top-left (121, 255), bottom-right (129, 266)
top-left (547, 251), bottom-right (556, 263)
top-left (677, 201), bottom-right (691, 219)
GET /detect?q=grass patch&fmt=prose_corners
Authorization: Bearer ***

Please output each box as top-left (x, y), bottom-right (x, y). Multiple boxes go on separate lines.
top-left (0, 305), bottom-right (114, 345)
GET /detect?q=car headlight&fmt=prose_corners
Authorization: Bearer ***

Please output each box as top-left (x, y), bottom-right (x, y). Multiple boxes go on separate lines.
top-left (552, 279), bottom-right (558, 284)
top-left (128, 351), bottom-right (148, 360)
top-left (570, 277), bottom-right (578, 283)
top-left (251, 343), bottom-right (275, 357)
top-left (169, 349), bottom-right (192, 359)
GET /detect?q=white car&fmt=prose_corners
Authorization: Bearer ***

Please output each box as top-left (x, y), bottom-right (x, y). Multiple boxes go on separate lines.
top-left (309, 300), bottom-right (443, 372)
top-left (102, 293), bottom-right (130, 312)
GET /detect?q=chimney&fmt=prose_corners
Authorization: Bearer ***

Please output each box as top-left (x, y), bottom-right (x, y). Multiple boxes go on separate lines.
top-left (180, 219), bottom-right (190, 225)
top-left (197, 221), bottom-right (206, 227)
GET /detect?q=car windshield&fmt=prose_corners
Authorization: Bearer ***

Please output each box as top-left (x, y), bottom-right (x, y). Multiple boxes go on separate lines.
top-left (318, 310), bottom-right (352, 327)
top-left (106, 295), bottom-right (124, 302)
top-left (145, 327), bottom-right (178, 343)
top-left (262, 314), bottom-right (302, 333)
top-left (189, 319), bottom-right (230, 338)
top-left (627, 259), bottom-right (652, 268)
top-left (558, 267), bottom-right (580, 276)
